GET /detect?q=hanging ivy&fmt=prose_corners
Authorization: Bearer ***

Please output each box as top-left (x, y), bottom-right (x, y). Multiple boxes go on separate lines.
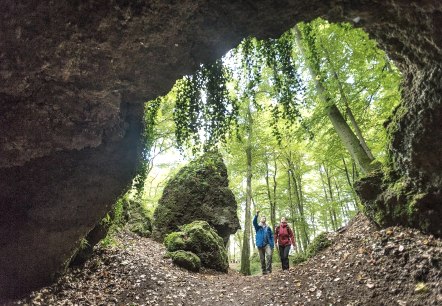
top-left (171, 31), bottom-right (307, 152)
top-left (134, 97), bottom-right (162, 192)
top-left (173, 59), bottom-right (238, 153)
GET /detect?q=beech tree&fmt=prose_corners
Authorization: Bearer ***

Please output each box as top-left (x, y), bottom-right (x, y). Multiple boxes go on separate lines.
top-left (139, 17), bottom-right (401, 270)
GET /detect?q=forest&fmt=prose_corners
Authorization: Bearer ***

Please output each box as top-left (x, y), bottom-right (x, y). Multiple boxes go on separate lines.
top-left (11, 16), bottom-right (442, 306)
top-left (115, 18), bottom-right (402, 275)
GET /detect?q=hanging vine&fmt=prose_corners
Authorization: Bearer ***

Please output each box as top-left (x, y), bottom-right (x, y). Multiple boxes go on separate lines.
top-left (134, 97), bottom-right (162, 192)
top-left (173, 59), bottom-right (238, 153)
top-left (171, 30), bottom-right (307, 152)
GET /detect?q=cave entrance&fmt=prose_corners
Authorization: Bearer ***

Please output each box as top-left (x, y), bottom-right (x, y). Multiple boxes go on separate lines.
top-left (105, 18), bottom-right (402, 275)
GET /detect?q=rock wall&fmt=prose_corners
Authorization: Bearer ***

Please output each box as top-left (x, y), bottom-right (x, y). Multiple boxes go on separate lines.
top-left (0, 0), bottom-right (441, 298)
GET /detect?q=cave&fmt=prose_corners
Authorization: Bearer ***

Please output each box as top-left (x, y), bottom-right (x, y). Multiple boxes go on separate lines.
top-left (0, 0), bottom-right (441, 298)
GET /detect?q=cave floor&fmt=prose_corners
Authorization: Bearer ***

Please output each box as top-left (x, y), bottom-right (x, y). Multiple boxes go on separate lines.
top-left (9, 215), bottom-right (442, 306)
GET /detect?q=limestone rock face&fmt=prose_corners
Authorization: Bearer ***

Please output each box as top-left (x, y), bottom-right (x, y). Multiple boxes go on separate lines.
top-left (0, 0), bottom-right (441, 298)
top-left (164, 221), bottom-right (229, 272)
top-left (152, 152), bottom-right (239, 244)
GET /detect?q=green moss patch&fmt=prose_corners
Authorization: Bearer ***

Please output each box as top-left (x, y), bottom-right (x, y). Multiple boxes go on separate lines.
top-left (165, 250), bottom-right (201, 272)
top-left (291, 232), bottom-right (332, 266)
top-left (164, 220), bottom-right (229, 272)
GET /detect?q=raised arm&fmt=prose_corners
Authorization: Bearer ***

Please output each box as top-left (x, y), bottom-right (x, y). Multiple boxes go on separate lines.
top-left (253, 212), bottom-right (259, 232)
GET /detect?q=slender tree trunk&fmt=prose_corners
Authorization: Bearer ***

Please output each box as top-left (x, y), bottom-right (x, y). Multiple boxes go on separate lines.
top-left (319, 165), bottom-right (334, 231)
top-left (240, 101), bottom-right (253, 276)
top-left (272, 152), bottom-right (278, 227)
top-left (287, 168), bottom-right (301, 252)
top-left (250, 197), bottom-right (256, 250)
top-left (324, 165), bottom-right (339, 230)
top-left (342, 158), bottom-right (360, 211)
top-left (310, 212), bottom-right (317, 237)
top-left (264, 154), bottom-right (276, 229)
top-left (296, 170), bottom-right (310, 245)
top-left (293, 25), bottom-right (376, 174)
top-left (290, 167), bottom-right (309, 249)
top-left (322, 43), bottom-right (375, 161)
top-left (334, 178), bottom-right (349, 220)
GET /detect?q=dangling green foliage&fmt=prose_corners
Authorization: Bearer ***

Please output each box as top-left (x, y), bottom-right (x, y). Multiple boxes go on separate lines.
top-left (138, 17), bottom-right (402, 267)
top-left (262, 30), bottom-right (303, 121)
top-left (172, 34), bottom-right (306, 152)
top-left (134, 97), bottom-right (162, 192)
top-left (173, 59), bottom-right (237, 153)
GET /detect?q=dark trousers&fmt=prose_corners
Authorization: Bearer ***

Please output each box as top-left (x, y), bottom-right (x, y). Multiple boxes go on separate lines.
top-left (279, 245), bottom-right (291, 270)
top-left (258, 244), bottom-right (272, 274)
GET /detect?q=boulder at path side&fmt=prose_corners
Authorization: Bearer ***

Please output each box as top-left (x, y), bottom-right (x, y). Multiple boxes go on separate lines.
top-left (165, 250), bottom-right (201, 272)
top-left (165, 220), bottom-right (229, 272)
top-left (152, 151), bottom-right (240, 244)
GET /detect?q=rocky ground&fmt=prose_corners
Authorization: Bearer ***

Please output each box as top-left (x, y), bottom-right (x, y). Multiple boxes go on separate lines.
top-left (4, 214), bottom-right (441, 306)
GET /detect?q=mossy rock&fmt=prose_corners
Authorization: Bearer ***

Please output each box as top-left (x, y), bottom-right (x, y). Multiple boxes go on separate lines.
top-left (305, 232), bottom-right (332, 258)
top-left (164, 231), bottom-right (187, 251)
top-left (165, 250), bottom-right (201, 272)
top-left (291, 252), bottom-right (307, 265)
top-left (152, 151), bottom-right (240, 244)
top-left (125, 197), bottom-right (152, 237)
top-left (289, 233), bottom-right (331, 266)
top-left (164, 220), bottom-right (229, 272)
top-left (129, 223), bottom-right (151, 237)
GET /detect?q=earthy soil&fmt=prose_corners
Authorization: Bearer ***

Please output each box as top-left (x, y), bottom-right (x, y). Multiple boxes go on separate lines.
top-left (5, 214), bottom-right (441, 306)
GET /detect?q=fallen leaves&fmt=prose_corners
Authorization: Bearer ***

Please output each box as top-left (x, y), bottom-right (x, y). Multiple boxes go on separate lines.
top-left (11, 215), bottom-right (442, 306)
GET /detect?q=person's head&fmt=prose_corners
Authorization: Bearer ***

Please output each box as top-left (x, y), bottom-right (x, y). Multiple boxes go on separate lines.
top-left (280, 216), bottom-right (287, 223)
top-left (260, 216), bottom-right (267, 224)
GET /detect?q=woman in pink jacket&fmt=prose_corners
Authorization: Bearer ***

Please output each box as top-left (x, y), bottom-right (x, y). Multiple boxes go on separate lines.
top-left (274, 217), bottom-right (296, 270)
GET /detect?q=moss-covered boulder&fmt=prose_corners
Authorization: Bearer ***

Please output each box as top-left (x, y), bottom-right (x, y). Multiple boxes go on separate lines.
top-left (165, 250), bottom-right (201, 272)
top-left (152, 151), bottom-right (240, 244)
top-left (164, 220), bottom-right (229, 272)
top-left (124, 197), bottom-right (152, 237)
top-left (164, 231), bottom-right (187, 251)
top-left (305, 232), bottom-right (332, 258)
top-left (291, 232), bottom-right (332, 266)
top-left (355, 167), bottom-right (441, 237)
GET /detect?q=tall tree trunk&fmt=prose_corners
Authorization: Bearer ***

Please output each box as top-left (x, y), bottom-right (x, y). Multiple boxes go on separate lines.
top-left (322, 43), bottom-right (375, 161)
top-left (342, 157), bottom-right (360, 211)
top-left (264, 154), bottom-right (276, 229)
top-left (240, 101), bottom-right (253, 276)
top-left (334, 178), bottom-right (350, 220)
top-left (326, 104), bottom-right (375, 174)
top-left (293, 25), bottom-right (376, 174)
top-left (310, 212), bottom-right (317, 237)
top-left (250, 197), bottom-right (256, 250)
top-left (287, 167), bottom-right (302, 252)
top-left (272, 152), bottom-right (278, 227)
top-left (324, 165), bottom-right (339, 230)
top-left (319, 165), bottom-right (334, 231)
top-left (289, 166), bottom-right (309, 249)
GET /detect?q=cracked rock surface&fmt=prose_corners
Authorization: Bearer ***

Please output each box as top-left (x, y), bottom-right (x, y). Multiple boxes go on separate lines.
top-left (0, 0), bottom-right (441, 298)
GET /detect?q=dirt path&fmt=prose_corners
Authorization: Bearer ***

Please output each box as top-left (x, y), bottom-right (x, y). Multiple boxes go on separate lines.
top-left (7, 215), bottom-right (442, 306)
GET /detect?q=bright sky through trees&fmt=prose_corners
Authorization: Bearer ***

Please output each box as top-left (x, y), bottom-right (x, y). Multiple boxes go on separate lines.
top-left (139, 18), bottom-right (402, 271)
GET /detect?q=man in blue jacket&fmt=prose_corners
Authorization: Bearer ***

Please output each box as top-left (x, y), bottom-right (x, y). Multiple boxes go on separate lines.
top-left (253, 210), bottom-right (274, 274)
